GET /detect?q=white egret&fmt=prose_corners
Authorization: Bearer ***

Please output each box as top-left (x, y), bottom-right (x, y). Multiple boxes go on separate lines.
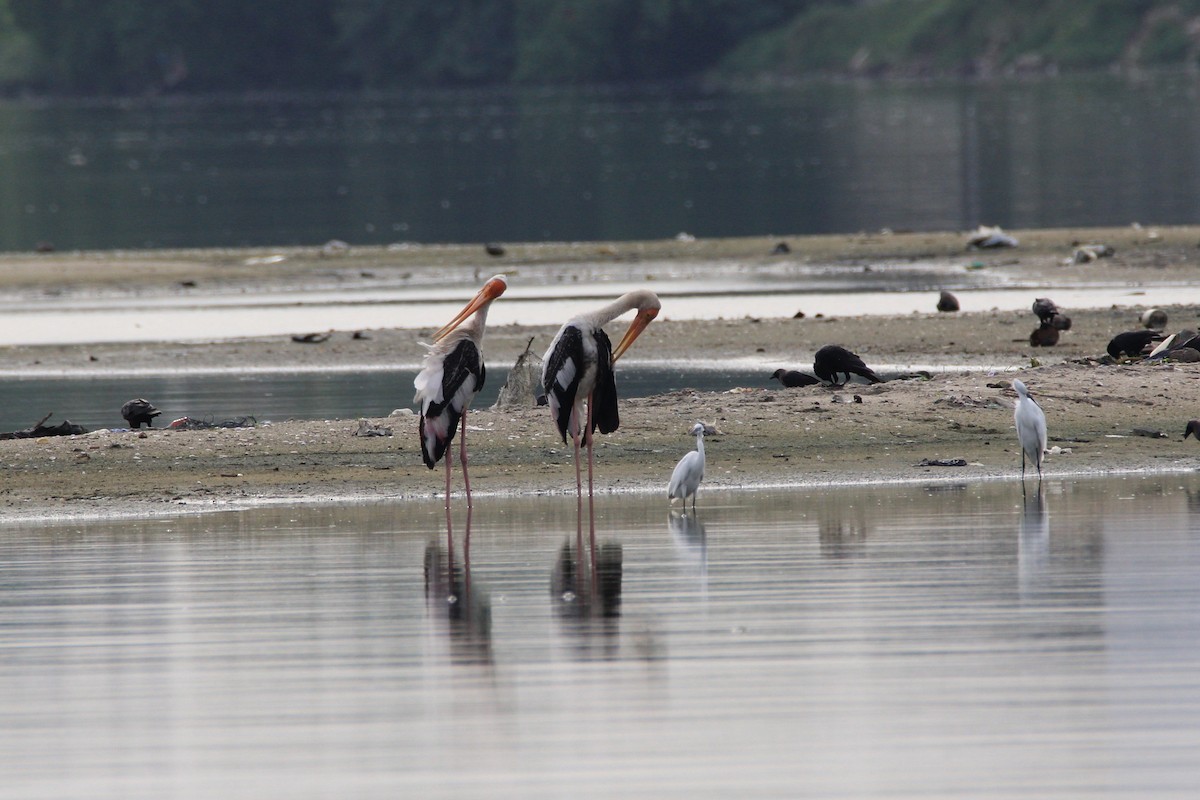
top-left (1012, 378), bottom-right (1047, 481)
top-left (668, 422), bottom-right (707, 510)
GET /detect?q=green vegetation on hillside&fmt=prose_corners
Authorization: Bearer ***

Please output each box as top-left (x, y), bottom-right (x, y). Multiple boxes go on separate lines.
top-left (2, 0), bottom-right (1200, 95)
top-left (724, 0), bottom-right (1200, 78)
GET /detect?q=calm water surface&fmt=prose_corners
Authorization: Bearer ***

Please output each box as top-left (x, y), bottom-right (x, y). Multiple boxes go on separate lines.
top-left (2, 476), bottom-right (1199, 798)
top-left (3, 74), bottom-right (1200, 251)
top-left (0, 365), bottom-right (770, 432)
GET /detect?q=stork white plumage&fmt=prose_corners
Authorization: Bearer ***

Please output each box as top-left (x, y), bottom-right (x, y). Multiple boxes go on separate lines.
top-left (668, 422), bottom-right (706, 510)
top-left (414, 274), bottom-right (508, 511)
top-left (1013, 378), bottom-right (1047, 481)
top-left (542, 290), bottom-right (661, 523)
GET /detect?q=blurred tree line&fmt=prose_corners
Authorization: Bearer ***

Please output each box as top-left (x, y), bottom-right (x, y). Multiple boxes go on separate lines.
top-left (2, 0), bottom-right (1197, 95)
top-left (0, 0), bottom-right (813, 94)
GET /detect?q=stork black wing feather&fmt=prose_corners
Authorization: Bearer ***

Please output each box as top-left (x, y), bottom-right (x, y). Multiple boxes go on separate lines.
top-left (591, 329), bottom-right (619, 435)
top-left (419, 339), bottom-right (482, 468)
top-left (544, 325), bottom-right (585, 443)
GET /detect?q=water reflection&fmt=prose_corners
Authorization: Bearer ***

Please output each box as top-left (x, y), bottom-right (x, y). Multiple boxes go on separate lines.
top-left (817, 502), bottom-right (870, 560)
top-left (424, 536), bottom-right (493, 667)
top-left (0, 365), bottom-right (766, 434)
top-left (1018, 483), bottom-right (1049, 591)
top-left (6, 76), bottom-right (1200, 251)
top-left (668, 510), bottom-right (707, 567)
top-left (550, 538), bottom-right (624, 658)
top-left (3, 479), bottom-right (1200, 798)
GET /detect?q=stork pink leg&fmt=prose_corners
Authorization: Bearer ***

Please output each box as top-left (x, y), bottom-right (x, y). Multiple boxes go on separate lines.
top-left (573, 429), bottom-right (583, 498)
top-left (572, 429), bottom-right (583, 538)
top-left (446, 438), bottom-right (453, 513)
top-left (585, 393), bottom-right (596, 541)
top-left (463, 505), bottom-right (473, 567)
top-left (459, 410), bottom-right (472, 508)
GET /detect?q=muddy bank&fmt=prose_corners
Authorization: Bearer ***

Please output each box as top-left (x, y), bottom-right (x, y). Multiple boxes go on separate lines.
top-left (2, 352), bottom-right (1197, 519)
top-left (2, 225), bottom-right (1199, 517)
top-left (2, 224), bottom-right (1197, 295)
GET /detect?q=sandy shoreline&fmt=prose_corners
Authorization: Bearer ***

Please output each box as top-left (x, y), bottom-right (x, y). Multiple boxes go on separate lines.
top-left (3, 225), bottom-right (1200, 519)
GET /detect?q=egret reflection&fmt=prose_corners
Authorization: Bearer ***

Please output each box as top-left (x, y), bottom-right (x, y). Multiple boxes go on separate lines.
top-left (668, 510), bottom-right (707, 563)
top-left (1018, 483), bottom-right (1049, 593)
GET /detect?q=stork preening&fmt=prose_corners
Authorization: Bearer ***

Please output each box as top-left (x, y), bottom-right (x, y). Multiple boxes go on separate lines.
top-left (414, 274), bottom-right (508, 512)
top-left (542, 290), bottom-right (661, 524)
top-left (668, 422), bottom-right (707, 510)
top-left (1013, 379), bottom-right (1047, 482)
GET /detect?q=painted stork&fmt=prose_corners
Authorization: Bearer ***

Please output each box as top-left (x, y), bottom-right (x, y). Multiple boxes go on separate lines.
top-left (542, 290), bottom-right (661, 511)
top-left (1013, 379), bottom-right (1047, 481)
top-left (414, 274), bottom-right (508, 510)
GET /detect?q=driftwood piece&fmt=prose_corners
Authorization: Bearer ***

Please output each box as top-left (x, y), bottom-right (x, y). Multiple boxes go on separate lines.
top-left (291, 332), bottom-right (331, 344)
top-left (493, 336), bottom-right (547, 409)
top-left (0, 413), bottom-right (89, 440)
top-left (166, 416), bottom-right (257, 431)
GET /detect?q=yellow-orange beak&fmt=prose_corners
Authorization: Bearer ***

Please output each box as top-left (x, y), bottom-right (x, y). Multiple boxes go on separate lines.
top-left (610, 307), bottom-right (658, 364)
top-left (432, 275), bottom-right (508, 341)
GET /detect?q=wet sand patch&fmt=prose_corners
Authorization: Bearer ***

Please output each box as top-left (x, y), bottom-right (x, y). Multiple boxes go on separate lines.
top-left (1, 225), bottom-right (1198, 516)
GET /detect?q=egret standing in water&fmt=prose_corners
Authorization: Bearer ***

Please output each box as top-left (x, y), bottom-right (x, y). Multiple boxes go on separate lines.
top-left (668, 422), bottom-right (707, 510)
top-left (542, 290), bottom-right (661, 525)
top-left (1013, 379), bottom-right (1047, 481)
top-left (414, 275), bottom-right (508, 512)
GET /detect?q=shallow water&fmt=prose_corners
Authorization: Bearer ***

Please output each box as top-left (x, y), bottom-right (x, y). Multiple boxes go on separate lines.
top-left (3, 475), bottom-right (1199, 798)
top-left (0, 278), bottom-right (1195, 346)
top-left (0, 364), bottom-right (774, 432)
top-left (5, 76), bottom-right (1200, 251)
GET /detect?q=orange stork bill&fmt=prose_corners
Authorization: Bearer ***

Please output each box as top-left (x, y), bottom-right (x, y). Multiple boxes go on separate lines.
top-left (413, 274), bottom-right (508, 510)
top-left (541, 289), bottom-right (661, 512)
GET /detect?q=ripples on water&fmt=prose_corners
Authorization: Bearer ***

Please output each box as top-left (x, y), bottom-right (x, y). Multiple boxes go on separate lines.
top-left (3, 476), bottom-right (1199, 798)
